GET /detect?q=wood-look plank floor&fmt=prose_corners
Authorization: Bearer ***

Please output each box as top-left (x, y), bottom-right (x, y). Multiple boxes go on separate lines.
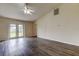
top-left (37, 38), bottom-right (79, 56)
top-left (0, 37), bottom-right (79, 56)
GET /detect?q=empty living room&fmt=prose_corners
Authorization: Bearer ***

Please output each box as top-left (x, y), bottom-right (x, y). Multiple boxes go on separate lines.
top-left (0, 3), bottom-right (79, 56)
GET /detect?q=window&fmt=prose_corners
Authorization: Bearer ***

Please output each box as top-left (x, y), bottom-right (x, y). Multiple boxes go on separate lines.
top-left (9, 24), bottom-right (24, 38)
top-left (18, 24), bottom-right (23, 37)
top-left (10, 24), bottom-right (17, 38)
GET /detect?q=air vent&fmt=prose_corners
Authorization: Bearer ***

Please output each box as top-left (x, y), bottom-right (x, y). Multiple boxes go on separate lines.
top-left (54, 8), bottom-right (59, 15)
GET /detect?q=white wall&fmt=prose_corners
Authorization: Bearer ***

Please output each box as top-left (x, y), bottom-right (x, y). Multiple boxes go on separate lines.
top-left (36, 3), bottom-right (79, 46)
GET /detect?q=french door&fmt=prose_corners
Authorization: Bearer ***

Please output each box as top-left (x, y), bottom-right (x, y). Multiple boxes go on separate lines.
top-left (9, 24), bottom-right (24, 38)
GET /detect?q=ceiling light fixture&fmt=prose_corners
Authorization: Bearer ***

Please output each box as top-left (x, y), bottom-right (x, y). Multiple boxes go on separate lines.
top-left (24, 3), bottom-right (34, 15)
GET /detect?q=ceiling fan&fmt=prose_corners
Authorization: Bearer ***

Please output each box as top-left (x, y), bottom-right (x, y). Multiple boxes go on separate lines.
top-left (24, 3), bottom-right (34, 15)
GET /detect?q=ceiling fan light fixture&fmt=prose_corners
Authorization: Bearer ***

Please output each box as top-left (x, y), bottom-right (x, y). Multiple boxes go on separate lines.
top-left (24, 3), bottom-right (34, 15)
top-left (24, 9), bottom-right (32, 15)
top-left (26, 10), bottom-right (32, 14)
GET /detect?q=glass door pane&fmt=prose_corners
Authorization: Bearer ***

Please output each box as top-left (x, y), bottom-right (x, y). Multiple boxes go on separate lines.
top-left (10, 24), bottom-right (17, 38)
top-left (18, 24), bottom-right (23, 37)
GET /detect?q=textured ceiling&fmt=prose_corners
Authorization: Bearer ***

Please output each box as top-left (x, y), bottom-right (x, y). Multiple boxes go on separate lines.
top-left (0, 3), bottom-right (61, 21)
